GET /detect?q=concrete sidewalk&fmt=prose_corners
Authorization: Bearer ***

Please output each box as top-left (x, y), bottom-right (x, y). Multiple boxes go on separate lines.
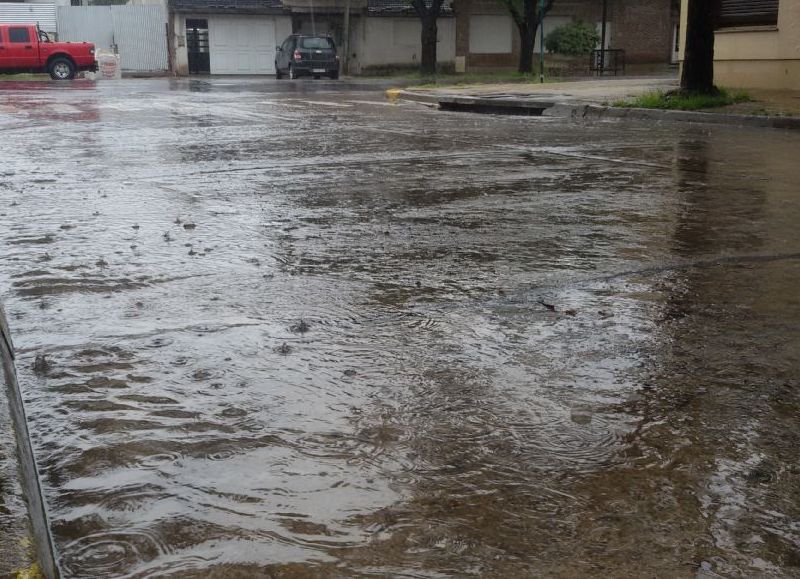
top-left (402, 76), bottom-right (680, 104)
top-left (390, 75), bottom-right (800, 130)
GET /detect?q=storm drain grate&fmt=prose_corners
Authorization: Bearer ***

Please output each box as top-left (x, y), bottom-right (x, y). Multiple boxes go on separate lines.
top-left (439, 101), bottom-right (549, 115)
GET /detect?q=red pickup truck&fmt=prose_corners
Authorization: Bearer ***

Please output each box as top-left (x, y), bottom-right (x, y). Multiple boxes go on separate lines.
top-left (0, 24), bottom-right (96, 80)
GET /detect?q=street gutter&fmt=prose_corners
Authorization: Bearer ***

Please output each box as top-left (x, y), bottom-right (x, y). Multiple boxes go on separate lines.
top-left (389, 89), bottom-right (800, 130)
top-left (436, 95), bottom-right (554, 116)
top-left (580, 103), bottom-right (800, 130)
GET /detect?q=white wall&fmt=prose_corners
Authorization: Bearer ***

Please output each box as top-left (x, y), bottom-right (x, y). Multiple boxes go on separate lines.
top-left (360, 16), bottom-right (455, 67)
top-left (469, 15), bottom-right (512, 54)
top-left (274, 14), bottom-right (292, 48)
top-left (595, 22), bottom-right (612, 49)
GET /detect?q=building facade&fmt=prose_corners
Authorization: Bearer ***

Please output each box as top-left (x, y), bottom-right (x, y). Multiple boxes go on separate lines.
top-left (679, 0), bottom-right (799, 90)
top-left (168, 0), bottom-right (454, 75)
top-left (166, 0), bottom-right (677, 75)
top-left (453, 0), bottom-right (680, 72)
top-left (169, 0), bottom-right (291, 75)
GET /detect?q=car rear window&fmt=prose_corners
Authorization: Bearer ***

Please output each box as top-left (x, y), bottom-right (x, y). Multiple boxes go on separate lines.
top-left (300, 37), bottom-right (334, 49)
top-left (8, 28), bottom-right (31, 43)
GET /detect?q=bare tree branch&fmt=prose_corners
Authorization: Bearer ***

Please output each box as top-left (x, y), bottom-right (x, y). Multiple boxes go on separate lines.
top-left (496, 0), bottom-right (523, 27)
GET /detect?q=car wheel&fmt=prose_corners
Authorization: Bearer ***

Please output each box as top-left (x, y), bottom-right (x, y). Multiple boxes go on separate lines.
top-left (275, 65), bottom-right (282, 79)
top-left (329, 71), bottom-right (339, 80)
top-left (49, 57), bottom-right (76, 81)
top-left (288, 65), bottom-right (296, 80)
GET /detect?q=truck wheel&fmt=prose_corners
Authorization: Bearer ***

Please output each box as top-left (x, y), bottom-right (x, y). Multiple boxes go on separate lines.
top-left (49, 57), bottom-right (76, 80)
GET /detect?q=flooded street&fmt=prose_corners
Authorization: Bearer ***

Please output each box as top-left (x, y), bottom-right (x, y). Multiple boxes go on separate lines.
top-left (1, 78), bottom-right (799, 577)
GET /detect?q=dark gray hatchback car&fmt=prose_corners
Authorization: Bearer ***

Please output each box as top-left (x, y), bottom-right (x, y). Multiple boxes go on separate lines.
top-left (275, 35), bottom-right (339, 80)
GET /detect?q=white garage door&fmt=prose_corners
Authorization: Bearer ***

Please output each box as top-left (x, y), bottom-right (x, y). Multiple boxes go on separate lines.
top-left (209, 16), bottom-right (275, 74)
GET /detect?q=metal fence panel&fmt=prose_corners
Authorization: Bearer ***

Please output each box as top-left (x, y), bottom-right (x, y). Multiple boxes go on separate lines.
top-left (111, 6), bottom-right (168, 72)
top-left (0, 2), bottom-right (57, 33)
top-left (57, 5), bottom-right (168, 72)
top-left (56, 6), bottom-right (113, 54)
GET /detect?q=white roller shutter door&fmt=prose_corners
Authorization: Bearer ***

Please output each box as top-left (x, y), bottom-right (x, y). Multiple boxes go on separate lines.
top-left (209, 16), bottom-right (275, 75)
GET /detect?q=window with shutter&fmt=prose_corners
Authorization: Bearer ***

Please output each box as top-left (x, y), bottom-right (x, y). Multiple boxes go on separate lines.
top-left (717, 0), bottom-right (779, 27)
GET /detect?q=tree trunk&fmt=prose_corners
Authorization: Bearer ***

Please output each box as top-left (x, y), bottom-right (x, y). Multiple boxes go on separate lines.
top-left (420, 17), bottom-right (438, 75)
top-left (518, 23), bottom-right (534, 73)
top-left (680, 0), bottom-right (717, 93)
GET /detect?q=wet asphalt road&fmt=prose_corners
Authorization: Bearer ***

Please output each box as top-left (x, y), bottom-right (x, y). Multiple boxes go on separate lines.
top-left (1, 78), bottom-right (800, 578)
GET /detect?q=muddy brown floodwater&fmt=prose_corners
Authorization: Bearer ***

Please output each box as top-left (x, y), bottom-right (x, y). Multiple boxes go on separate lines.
top-left (1, 78), bottom-right (799, 578)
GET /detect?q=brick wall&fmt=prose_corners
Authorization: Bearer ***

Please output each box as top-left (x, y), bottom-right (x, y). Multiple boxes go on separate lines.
top-left (549, 0), bottom-right (602, 22)
top-left (611, 0), bottom-right (677, 63)
top-left (454, 0), bottom-right (677, 68)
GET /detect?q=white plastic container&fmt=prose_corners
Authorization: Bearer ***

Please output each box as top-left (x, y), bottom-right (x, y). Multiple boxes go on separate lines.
top-left (96, 50), bottom-right (122, 80)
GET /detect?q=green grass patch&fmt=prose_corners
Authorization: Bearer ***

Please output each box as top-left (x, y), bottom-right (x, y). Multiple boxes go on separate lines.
top-left (0, 73), bottom-right (49, 81)
top-left (612, 88), bottom-right (752, 111)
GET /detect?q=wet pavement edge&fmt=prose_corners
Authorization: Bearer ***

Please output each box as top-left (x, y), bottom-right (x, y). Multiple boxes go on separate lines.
top-left (391, 89), bottom-right (800, 130)
top-left (1, 302), bottom-right (60, 579)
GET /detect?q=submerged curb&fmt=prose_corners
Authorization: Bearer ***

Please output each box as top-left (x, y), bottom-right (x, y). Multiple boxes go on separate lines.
top-left (390, 89), bottom-right (800, 130)
top-left (0, 303), bottom-right (60, 579)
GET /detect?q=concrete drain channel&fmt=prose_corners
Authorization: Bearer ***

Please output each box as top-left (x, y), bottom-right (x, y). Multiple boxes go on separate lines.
top-left (1, 302), bottom-right (60, 579)
top-left (436, 95), bottom-right (556, 116)
top-left (386, 90), bottom-right (557, 116)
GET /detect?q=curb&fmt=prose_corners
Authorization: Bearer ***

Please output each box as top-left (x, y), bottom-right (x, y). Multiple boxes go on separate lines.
top-left (581, 104), bottom-right (800, 130)
top-left (386, 89), bottom-right (439, 105)
top-left (389, 89), bottom-right (800, 130)
top-left (1, 303), bottom-right (60, 579)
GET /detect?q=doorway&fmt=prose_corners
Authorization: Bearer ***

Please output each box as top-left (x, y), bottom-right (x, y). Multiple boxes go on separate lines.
top-left (186, 19), bottom-right (210, 74)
